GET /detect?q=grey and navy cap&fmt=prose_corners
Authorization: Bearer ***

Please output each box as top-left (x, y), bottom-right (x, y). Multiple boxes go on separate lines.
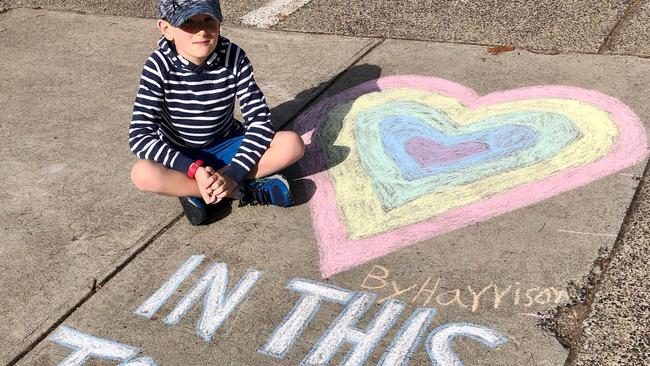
top-left (159, 0), bottom-right (223, 27)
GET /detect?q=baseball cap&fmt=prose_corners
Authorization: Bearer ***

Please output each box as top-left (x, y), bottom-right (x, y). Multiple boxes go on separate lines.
top-left (159, 0), bottom-right (223, 27)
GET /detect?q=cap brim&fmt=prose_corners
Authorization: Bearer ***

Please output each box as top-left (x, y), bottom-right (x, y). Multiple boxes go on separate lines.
top-left (169, 3), bottom-right (223, 27)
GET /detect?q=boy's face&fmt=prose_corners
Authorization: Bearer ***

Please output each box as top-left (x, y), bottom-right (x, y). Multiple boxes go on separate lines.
top-left (157, 14), bottom-right (221, 65)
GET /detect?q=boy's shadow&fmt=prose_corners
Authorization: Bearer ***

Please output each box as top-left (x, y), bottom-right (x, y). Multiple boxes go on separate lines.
top-left (206, 199), bottom-right (233, 224)
top-left (206, 63), bottom-right (381, 223)
top-left (276, 64), bottom-right (382, 206)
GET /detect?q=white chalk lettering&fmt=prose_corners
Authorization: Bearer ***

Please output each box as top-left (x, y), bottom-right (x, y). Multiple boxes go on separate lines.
top-left (49, 326), bottom-right (153, 366)
top-left (135, 255), bottom-right (205, 318)
top-left (425, 323), bottom-right (508, 366)
top-left (161, 262), bottom-right (262, 342)
top-left (301, 293), bottom-right (405, 366)
top-left (120, 357), bottom-right (158, 366)
top-left (48, 258), bottom-right (518, 365)
top-left (378, 307), bottom-right (437, 366)
top-left (259, 279), bottom-right (353, 358)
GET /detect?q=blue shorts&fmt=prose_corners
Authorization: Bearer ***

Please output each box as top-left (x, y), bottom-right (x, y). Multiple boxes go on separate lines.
top-left (176, 130), bottom-right (244, 170)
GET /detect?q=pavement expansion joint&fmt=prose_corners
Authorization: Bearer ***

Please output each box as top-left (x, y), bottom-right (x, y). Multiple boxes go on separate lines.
top-left (598, 0), bottom-right (644, 54)
top-left (6, 213), bottom-right (184, 366)
top-left (3, 7), bottom-right (650, 365)
top-left (5, 7), bottom-right (650, 58)
top-left (542, 256), bottom-right (607, 354)
top-left (544, 156), bottom-right (650, 364)
top-left (277, 38), bottom-right (385, 131)
top-left (269, 26), bottom-right (650, 59)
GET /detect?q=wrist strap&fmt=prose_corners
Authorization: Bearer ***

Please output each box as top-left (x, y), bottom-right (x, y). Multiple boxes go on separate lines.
top-left (187, 159), bottom-right (204, 179)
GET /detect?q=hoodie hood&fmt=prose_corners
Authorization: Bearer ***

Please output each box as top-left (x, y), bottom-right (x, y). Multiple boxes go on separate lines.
top-left (157, 36), bottom-right (221, 73)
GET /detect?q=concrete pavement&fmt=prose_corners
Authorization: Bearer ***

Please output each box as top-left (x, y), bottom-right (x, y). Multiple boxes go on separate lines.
top-left (3, 0), bottom-right (650, 56)
top-left (276, 0), bottom-right (627, 54)
top-left (1, 3), bottom-right (649, 366)
top-left (0, 8), bottom-right (376, 364)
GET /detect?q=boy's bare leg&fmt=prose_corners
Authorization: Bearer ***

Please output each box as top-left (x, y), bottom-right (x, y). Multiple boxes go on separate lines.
top-left (211, 131), bottom-right (305, 199)
top-left (245, 131), bottom-right (305, 179)
top-left (131, 159), bottom-right (202, 197)
top-left (132, 131), bottom-right (304, 199)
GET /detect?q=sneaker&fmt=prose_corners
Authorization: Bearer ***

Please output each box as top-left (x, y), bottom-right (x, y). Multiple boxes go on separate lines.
top-left (179, 196), bottom-right (208, 225)
top-left (240, 174), bottom-right (294, 207)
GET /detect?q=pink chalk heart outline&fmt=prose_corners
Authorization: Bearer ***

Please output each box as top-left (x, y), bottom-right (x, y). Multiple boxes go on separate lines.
top-left (295, 75), bottom-right (648, 278)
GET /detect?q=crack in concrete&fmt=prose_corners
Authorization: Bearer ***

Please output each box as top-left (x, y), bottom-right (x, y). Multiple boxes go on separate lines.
top-left (3, 8), bottom-right (649, 363)
top-left (598, 0), bottom-right (643, 54)
top-left (542, 157), bottom-right (650, 365)
top-left (4, 37), bottom-right (385, 366)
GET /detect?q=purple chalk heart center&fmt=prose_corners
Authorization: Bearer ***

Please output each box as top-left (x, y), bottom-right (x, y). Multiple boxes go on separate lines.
top-left (405, 136), bottom-right (489, 167)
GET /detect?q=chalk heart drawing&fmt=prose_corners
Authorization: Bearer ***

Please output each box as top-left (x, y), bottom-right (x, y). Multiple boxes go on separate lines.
top-left (295, 76), bottom-right (648, 278)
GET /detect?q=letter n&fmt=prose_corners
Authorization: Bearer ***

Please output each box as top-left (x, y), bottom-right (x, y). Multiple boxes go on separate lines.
top-left (135, 256), bottom-right (262, 342)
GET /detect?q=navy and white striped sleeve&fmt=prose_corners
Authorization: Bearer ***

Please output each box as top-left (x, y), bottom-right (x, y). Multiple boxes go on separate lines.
top-left (128, 56), bottom-right (194, 175)
top-left (223, 51), bottom-right (276, 183)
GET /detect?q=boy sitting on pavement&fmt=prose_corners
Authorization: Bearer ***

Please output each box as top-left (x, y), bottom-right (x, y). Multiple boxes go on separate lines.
top-left (129, 0), bottom-right (305, 225)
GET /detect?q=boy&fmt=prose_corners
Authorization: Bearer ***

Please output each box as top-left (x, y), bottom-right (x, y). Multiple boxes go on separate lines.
top-left (129, 0), bottom-right (305, 225)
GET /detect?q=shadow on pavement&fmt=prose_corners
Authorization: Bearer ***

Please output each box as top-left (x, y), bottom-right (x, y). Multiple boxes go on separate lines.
top-left (204, 64), bottom-right (382, 221)
top-left (281, 63), bottom-right (382, 206)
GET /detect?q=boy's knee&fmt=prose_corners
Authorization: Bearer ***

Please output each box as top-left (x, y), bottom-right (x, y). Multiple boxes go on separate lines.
top-left (289, 131), bottom-right (305, 160)
top-left (131, 160), bottom-right (161, 192)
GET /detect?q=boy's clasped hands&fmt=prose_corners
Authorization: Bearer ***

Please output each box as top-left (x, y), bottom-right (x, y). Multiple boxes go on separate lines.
top-left (194, 166), bottom-right (238, 204)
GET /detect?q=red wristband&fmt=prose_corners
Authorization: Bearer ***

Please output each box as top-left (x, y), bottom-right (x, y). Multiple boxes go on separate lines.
top-left (187, 159), bottom-right (204, 179)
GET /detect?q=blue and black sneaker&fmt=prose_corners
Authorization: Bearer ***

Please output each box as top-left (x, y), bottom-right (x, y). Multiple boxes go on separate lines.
top-left (240, 174), bottom-right (294, 207)
top-left (179, 196), bottom-right (208, 226)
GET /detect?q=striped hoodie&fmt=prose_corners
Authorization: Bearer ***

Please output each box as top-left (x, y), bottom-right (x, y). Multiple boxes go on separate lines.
top-left (128, 36), bottom-right (275, 183)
